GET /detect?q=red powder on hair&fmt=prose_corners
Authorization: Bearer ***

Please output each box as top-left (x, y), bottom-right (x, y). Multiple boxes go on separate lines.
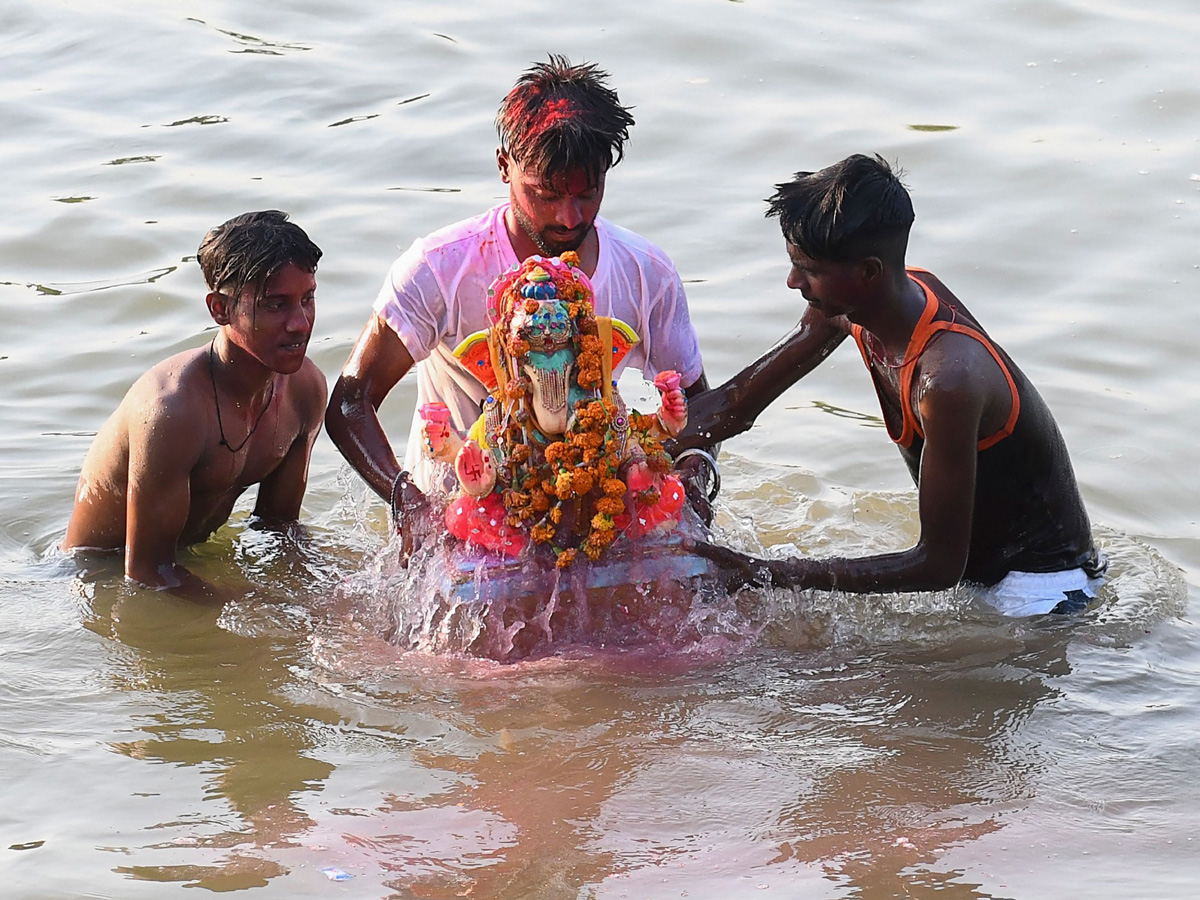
top-left (508, 95), bottom-right (581, 140)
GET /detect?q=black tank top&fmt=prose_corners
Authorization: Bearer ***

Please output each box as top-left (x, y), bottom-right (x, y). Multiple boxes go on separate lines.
top-left (851, 269), bottom-right (1099, 586)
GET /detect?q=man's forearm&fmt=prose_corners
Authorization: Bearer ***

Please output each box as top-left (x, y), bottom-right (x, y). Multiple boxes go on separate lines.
top-left (772, 545), bottom-right (966, 594)
top-left (325, 376), bottom-right (403, 501)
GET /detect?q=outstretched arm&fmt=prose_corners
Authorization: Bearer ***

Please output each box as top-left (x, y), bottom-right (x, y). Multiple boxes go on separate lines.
top-left (696, 361), bottom-right (984, 593)
top-left (254, 363), bottom-right (327, 527)
top-left (124, 401), bottom-right (217, 600)
top-left (671, 305), bottom-right (849, 452)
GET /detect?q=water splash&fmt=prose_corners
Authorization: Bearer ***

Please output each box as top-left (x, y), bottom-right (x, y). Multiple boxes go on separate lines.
top-left (337, 500), bottom-right (753, 663)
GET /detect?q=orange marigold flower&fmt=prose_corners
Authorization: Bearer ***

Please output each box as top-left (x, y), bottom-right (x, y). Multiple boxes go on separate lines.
top-left (603, 478), bottom-right (626, 496)
top-left (646, 449), bottom-right (671, 473)
top-left (636, 487), bottom-right (661, 506)
top-left (531, 489), bottom-right (551, 512)
top-left (595, 496), bottom-right (624, 516)
top-left (508, 338), bottom-right (531, 358)
top-left (580, 335), bottom-right (602, 354)
top-left (531, 523), bottom-right (556, 543)
top-left (593, 526), bottom-right (617, 546)
top-left (591, 513), bottom-right (614, 532)
top-left (555, 548), bottom-right (578, 568)
top-left (555, 472), bottom-right (575, 499)
top-left (550, 506), bottom-right (564, 525)
top-left (572, 471), bottom-right (594, 495)
top-left (523, 299), bottom-right (540, 314)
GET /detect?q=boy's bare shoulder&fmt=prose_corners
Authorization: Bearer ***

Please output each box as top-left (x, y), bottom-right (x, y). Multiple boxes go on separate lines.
top-left (118, 347), bottom-right (212, 433)
top-left (284, 356), bottom-right (328, 425)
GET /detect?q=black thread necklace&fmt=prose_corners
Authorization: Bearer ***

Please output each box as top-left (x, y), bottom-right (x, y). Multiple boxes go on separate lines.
top-left (208, 339), bottom-right (275, 453)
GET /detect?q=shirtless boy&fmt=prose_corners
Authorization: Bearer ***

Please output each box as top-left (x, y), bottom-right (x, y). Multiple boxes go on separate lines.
top-left (682, 155), bottom-right (1103, 615)
top-left (326, 56), bottom-right (711, 541)
top-left (63, 211), bottom-right (326, 594)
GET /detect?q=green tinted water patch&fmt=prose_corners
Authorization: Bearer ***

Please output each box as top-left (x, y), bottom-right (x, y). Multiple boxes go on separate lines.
top-left (104, 156), bottom-right (159, 165)
top-left (908, 124), bottom-right (959, 132)
top-left (52, 196), bottom-right (94, 203)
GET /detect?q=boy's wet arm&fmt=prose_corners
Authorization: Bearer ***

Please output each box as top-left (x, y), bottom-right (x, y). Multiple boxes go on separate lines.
top-left (798, 376), bottom-right (983, 593)
top-left (123, 404), bottom-right (207, 588)
top-left (253, 427), bottom-right (319, 525)
top-left (672, 311), bottom-right (847, 451)
top-left (256, 365), bottom-right (327, 520)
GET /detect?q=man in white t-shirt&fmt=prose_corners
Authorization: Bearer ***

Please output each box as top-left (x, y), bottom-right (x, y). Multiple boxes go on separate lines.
top-left (326, 55), bottom-right (711, 544)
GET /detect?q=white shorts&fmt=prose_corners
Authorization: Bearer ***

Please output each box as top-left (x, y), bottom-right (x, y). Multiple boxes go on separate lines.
top-left (982, 567), bottom-right (1106, 617)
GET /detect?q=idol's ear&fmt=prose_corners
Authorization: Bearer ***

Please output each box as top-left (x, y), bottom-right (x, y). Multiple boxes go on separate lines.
top-left (453, 330), bottom-right (499, 391)
top-left (600, 317), bottom-right (641, 369)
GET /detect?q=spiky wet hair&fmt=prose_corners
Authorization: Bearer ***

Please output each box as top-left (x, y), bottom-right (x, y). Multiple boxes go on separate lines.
top-left (496, 54), bottom-right (635, 187)
top-left (197, 210), bottom-right (322, 305)
top-left (766, 154), bottom-right (915, 265)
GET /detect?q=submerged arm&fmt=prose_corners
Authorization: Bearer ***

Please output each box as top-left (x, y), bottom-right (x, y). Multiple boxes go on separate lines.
top-left (124, 399), bottom-right (220, 601)
top-left (254, 364), bottom-right (327, 527)
top-left (699, 360), bottom-right (983, 593)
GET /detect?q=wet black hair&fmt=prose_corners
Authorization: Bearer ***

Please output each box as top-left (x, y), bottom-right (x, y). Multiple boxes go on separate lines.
top-left (197, 210), bottom-right (322, 306)
top-left (496, 54), bottom-right (635, 188)
top-left (766, 154), bottom-right (915, 265)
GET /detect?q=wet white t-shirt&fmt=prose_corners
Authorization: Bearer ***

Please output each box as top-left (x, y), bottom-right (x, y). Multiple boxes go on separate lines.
top-left (372, 203), bottom-right (704, 491)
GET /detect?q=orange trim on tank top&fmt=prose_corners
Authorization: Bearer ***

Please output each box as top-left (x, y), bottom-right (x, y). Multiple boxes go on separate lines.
top-left (852, 269), bottom-right (1020, 451)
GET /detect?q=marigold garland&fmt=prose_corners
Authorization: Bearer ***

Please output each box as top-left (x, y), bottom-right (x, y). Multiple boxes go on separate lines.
top-left (471, 251), bottom-right (679, 567)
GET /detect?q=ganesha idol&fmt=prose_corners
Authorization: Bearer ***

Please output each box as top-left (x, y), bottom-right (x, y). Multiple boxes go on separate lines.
top-left (418, 252), bottom-right (692, 568)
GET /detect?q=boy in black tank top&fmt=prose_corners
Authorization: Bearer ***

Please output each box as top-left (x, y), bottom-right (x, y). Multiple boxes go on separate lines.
top-left (675, 155), bottom-right (1102, 614)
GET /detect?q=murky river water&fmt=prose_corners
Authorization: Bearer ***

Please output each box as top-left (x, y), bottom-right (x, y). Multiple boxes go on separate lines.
top-left (3, 1), bottom-right (1199, 897)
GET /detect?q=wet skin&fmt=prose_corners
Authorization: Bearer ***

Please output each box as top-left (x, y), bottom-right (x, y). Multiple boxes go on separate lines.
top-left (326, 154), bottom-right (712, 551)
top-left (62, 263), bottom-right (327, 595)
top-left (498, 151), bottom-right (605, 269)
top-left (680, 240), bottom-right (1046, 594)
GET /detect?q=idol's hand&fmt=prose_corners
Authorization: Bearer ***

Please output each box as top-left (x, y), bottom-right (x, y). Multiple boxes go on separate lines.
top-left (419, 403), bottom-right (462, 462)
top-left (455, 441), bottom-right (497, 498)
top-left (654, 370), bottom-right (688, 437)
